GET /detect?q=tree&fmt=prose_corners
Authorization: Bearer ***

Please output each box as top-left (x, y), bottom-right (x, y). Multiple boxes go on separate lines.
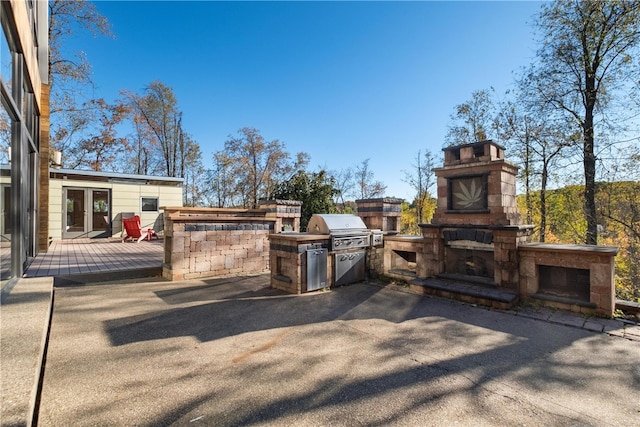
top-left (445, 88), bottom-right (497, 146)
top-left (126, 81), bottom-right (202, 180)
top-left (206, 152), bottom-right (237, 208)
top-left (328, 167), bottom-right (355, 212)
top-left (531, 0), bottom-right (640, 244)
top-left (271, 170), bottom-right (338, 230)
top-left (402, 150), bottom-right (436, 224)
top-left (597, 146), bottom-right (640, 301)
top-left (181, 139), bottom-right (205, 206)
top-left (66, 99), bottom-right (130, 171)
top-left (496, 94), bottom-right (575, 241)
top-left (128, 82), bottom-right (179, 176)
top-left (221, 127), bottom-right (309, 208)
top-left (0, 109), bottom-right (9, 163)
top-left (48, 0), bottom-right (113, 153)
top-left (354, 158), bottom-right (387, 199)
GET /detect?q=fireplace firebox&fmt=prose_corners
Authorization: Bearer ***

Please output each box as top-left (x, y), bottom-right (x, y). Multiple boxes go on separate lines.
top-left (538, 265), bottom-right (590, 302)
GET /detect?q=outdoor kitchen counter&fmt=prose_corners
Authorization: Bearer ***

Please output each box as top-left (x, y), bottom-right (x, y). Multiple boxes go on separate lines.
top-left (268, 232), bottom-right (330, 241)
top-left (384, 235), bottom-right (424, 241)
top-left (268, 233), bottom-right (331, 294)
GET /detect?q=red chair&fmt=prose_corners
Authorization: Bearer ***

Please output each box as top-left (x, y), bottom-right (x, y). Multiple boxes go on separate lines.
top-left (121, 215), bottom-right (158, 243)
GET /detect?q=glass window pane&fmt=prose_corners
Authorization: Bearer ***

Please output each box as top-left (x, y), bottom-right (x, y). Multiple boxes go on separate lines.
top-left (1, 26), bottom-right (12, 93)
top-left (0, 100), bottom-right (11, 281)
top-left (92, 190), bottom-right (109, 231)
top-left (0, 103), bottom-right (9, 163)
top-left (141, 197), bottom-right (158, 212)
top-left (66, 189), bottom-right (85, 232)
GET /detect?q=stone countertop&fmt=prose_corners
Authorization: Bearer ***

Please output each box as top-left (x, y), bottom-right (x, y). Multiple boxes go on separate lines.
top-left (384, 235), bottom-right (424, 241)
top-left (268, 232), bottom-right (330, 242)
top-left (519, 242), bottom-right (619, 254)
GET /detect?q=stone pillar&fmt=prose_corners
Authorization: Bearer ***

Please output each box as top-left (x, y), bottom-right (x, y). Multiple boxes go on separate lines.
top-left (492, 226), bottom-right (533, 290)
top-left (419, 224), bottom-right (445, 278)
top-left (355, 197), bottom-right (403, 233)
top-left (259, 199), bottom-right (302, 232)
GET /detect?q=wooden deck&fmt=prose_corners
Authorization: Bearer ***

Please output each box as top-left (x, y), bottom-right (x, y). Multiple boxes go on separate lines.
top-left (24, 238), bottom-right (164, 278)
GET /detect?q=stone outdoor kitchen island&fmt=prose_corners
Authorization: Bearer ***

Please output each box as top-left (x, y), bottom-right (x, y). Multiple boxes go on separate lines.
top-left (160, 141), bottom-right (618, 317)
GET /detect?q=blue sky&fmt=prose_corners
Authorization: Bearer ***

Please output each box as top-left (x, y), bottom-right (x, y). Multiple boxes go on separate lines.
top-left (75, 0), bottom-right (543, 200)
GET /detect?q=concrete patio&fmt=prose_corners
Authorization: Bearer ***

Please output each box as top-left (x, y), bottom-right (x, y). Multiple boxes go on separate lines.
top-left (34, 275), bottom-right (640, 426)
top-left (3, 237), bottom-right (640, 426)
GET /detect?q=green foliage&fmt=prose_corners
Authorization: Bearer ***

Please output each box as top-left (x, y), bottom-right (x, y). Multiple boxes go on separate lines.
top-left (400, 197), bottom-right (436, 235)
top-left (445, 88), bottom-right (496, 146)
top-left (270, 170), bottom-right (338, 231)
top-left (402, 149), bottom-right (436, 224)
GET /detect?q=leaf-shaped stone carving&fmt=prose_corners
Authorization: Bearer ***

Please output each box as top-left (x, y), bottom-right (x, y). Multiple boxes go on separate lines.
top-left (454, 179), bottom-right (483, 208)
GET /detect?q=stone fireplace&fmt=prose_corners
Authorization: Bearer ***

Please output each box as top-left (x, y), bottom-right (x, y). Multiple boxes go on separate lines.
top-left (421, 140), bottom-right (533, 289)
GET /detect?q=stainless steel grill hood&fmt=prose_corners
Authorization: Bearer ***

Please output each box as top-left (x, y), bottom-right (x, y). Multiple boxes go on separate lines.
top-left (307, 214), bottom-right (368, 234)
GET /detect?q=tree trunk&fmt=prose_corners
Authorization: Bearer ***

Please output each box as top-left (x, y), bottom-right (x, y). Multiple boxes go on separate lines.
top-left (540, 156), bottom-right (548, 243)
top-left (524, 133), bottom-right (533, 225)
top-left (584, 81), bottom-right (598, 245)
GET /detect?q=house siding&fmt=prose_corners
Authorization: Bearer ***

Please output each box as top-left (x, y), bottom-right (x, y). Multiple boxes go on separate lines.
top-left (49, 176), bottom-right (183, 241)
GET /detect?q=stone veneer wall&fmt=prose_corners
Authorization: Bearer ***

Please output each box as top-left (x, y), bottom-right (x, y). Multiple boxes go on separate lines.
top-left (162, 202), bottom-right (300, 281)
top-left (366, 246), bottom-right (385, 279)
top-left (519, 243), bottom-right (618, 316)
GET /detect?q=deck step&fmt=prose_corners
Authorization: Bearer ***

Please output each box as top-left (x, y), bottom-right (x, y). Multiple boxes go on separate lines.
top-left (53, 266), bottom-right (162, 287)
top-left (408, 277), bottom-right (519, 310)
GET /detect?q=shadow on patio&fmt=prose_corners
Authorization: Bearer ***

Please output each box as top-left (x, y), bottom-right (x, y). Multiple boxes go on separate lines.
top-left (38, 275), bottom-right (640, 426)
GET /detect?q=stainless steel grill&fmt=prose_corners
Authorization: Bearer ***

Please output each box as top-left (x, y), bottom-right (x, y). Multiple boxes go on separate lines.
top-left (307, 214), bottom-right (371, 251)
top-left (307, 214), bottom-right (382, 287)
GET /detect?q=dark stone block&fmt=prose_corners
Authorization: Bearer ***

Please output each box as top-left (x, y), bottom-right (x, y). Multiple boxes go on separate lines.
top-left (443, 230), bottom-right (452, 243)
top-left (463, 229), bottom-right (476, 241)
top-left (206, 224), bottom-right (216, 231)
top-left (185, 225), bottom-right (197, 232)
top-left (483, 231), bottom-right (493, 244)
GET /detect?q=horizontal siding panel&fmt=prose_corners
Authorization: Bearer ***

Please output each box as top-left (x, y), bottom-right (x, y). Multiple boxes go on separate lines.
top-left (49, 177), bottom-right (182, 240)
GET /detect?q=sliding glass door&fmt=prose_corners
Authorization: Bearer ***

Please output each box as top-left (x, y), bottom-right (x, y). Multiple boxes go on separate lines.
top-left (62, 188), bottom-right (111, 239)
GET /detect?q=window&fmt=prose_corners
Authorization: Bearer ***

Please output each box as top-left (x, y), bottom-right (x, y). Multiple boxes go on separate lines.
top-left (1, 34), bottom-right (12, 93)
top-left (141, 197), bottom-right (158, 212)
